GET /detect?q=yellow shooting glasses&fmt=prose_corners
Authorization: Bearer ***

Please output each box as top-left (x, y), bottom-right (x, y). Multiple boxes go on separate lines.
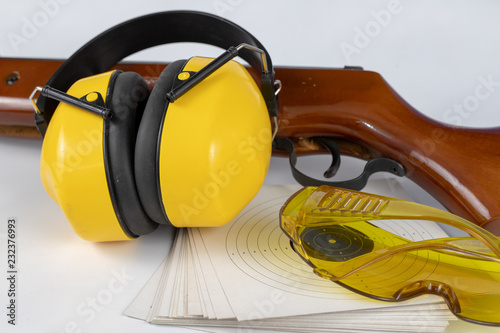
top-left (280, 185), bottom-right (500, 326)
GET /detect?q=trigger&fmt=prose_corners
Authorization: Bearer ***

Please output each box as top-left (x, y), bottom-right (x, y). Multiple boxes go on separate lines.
top-left (314, 137), bottom-right (341, 178)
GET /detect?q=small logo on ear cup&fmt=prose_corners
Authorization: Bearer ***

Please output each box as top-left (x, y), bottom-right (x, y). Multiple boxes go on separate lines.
top-left (81, 91), bottom-right (106, 107)
top-left (177, 72), bottom-right (191, 81)
top-left (85, 92), bottom-right (99, 102)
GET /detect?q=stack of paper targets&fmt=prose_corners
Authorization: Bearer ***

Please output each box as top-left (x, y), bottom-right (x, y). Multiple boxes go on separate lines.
top-left (125, 183), bottom-right (455, 333)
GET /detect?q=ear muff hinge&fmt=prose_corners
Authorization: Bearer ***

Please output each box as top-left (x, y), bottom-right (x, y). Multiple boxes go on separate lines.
top-left (261, 72), bottom-right (279, 118)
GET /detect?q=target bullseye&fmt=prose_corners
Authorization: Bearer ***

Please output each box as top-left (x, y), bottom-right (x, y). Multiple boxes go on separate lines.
top-left (301, 225), bottom-right (374, 262)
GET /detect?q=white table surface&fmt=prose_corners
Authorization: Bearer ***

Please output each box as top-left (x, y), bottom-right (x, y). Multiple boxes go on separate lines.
top-left (1, 1), bottom-right (500, 332)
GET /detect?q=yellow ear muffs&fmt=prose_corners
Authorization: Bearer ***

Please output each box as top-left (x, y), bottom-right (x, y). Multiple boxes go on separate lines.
top-left (134, 57), bottom-right (272, 228)
top-left (34, 12), bottom-right (280, 241)
top-left (40, 71), bottom-right (158, 241)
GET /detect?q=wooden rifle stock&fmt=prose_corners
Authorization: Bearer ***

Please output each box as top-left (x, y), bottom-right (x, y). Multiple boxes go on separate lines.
top-left (1, 58), bottom-right (499, 234)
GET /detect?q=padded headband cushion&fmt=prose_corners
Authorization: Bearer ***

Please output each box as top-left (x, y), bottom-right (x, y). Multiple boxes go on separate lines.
top-left (105, 71), bottom-right (158, 236)
top-left (134, 60), bottom-right (188, 225)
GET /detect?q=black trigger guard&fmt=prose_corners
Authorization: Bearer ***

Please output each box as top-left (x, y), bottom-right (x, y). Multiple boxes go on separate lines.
top-left (272, 137), bottom-right (406, 191)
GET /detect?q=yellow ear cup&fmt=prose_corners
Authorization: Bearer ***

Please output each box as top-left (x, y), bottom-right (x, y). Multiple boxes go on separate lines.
top-left (40, 71), bottom-right (133, 241)
top-left (40, 71), bottom-right (158, 241)
top-left (159, 57), bottom-right (272, 227)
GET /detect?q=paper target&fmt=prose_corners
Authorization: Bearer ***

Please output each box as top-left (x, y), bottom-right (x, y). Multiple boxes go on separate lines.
top-left (225, 194), bottom-right (443, 299)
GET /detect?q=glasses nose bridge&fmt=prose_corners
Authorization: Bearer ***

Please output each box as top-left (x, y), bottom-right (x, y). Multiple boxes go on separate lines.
top-left (393, 280), bottom-right (461, 314)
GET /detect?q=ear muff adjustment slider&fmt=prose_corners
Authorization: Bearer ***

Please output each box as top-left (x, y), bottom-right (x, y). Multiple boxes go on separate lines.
top-left (30, 85), bottom-right (113, 120)
top-left (165, 43), bottom-right (279, 118)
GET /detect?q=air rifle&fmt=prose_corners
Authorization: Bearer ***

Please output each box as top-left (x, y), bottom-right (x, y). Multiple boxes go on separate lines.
top-left (1, 57), bottom-right (499, 234)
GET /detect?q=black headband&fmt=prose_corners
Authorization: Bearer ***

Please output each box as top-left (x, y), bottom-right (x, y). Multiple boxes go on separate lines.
top-left (35, 10), bottom-right (278, 135)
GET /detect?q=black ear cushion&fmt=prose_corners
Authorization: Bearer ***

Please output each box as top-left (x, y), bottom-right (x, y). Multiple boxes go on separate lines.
top-left (104, 71), bottom-right (158, 237)
top-left (134, 60), bottom-right (187, 225)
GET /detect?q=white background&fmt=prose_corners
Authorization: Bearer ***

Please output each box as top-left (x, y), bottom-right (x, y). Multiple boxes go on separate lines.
top-left (1, 1), bottom-right (500, 332)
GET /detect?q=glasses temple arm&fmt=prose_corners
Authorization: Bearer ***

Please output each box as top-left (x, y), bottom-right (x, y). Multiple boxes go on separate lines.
top-left (301, 197), bottom-right (500, 258)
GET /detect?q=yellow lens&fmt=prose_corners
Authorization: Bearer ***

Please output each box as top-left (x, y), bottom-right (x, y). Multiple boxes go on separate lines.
top-left (280, 186), bottom-right (500, 326)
